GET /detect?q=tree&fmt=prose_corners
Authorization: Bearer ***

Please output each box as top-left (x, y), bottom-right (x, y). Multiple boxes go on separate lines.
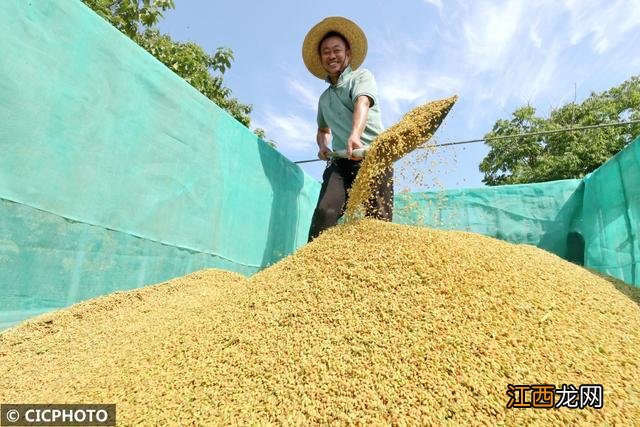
top-left (82, 0), bottom-right (252, 127)
top-left (253, 128), bottom-right (277, 148)
top-left (479, 76), bottom-right (640, 185)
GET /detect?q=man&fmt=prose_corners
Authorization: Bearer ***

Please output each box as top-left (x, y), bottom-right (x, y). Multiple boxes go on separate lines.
top-left (302, 17), bottom-right (393, 241)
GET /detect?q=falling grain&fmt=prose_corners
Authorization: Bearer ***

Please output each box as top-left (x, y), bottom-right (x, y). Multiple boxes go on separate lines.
top-left (345, 95), bottom-right (458, 220)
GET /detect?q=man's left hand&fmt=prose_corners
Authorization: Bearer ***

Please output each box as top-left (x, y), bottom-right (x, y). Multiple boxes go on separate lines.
top-left (347, 134), bottom-right (364, 160)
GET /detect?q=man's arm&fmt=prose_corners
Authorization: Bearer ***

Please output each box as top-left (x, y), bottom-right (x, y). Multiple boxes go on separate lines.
top-left (347, 95), bottom-right (372, 159)
top-left (317, 127), bottom-right (331, 160)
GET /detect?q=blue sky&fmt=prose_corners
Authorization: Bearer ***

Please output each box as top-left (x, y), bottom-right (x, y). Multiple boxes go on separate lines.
top-left (158, 0), bottom-right (640, 191)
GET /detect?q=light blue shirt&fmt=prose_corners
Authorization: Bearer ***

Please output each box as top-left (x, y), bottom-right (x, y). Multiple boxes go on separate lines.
top-left (317, 66), bottom-right (384, 152)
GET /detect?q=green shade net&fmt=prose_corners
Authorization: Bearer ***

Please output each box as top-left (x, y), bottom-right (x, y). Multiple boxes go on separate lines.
top-left (0, 0), bottom-right (320, 329)
top-left (582, 137), bottom-right (639, 285)
top-left (395, 179), bottom-right (585, 262)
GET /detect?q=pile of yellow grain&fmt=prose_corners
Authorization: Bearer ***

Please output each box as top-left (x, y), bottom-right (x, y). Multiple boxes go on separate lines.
top-left (345, 95), bottom-right (457, 220)
top-left (1, 219), bottom-right (639, 424)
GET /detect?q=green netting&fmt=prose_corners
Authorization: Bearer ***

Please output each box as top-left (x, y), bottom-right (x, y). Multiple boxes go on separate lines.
top-left (0, 198), bottom-right (257, 329)
top-left (582, 137), bottom-right (640, 286)
top-left (0, 0), bottom-right (320, 329)
top-left (395, 179), bottom-right (585, 262)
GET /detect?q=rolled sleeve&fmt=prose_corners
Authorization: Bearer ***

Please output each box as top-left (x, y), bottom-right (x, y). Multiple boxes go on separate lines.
top-left (351, 69), bottom-right (378, 107)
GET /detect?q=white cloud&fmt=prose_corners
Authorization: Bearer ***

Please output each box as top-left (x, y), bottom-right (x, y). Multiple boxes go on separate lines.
top-left (257, 111), bottom-right (317, 153)
top-left (378, 75), bottom-right (428, 117)
top-left (459, 0), bottom-right (528, 71)
top-left (378, 66), bottom-right (462, 119)
top-left (562, 0), bottom-right (640, 54)
top-left (287, 79), bottom-right (319, 111)
top-left (417, 0), bottom-right (583, 111)
top-left (529, 24), bottom-right (543, 49)
top-left (423, 0), bottom-right (443, 12)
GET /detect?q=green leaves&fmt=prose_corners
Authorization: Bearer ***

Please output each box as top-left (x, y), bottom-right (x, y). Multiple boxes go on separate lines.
top-left (82, 0), bottom-right (255, 129)
top-left (480, 76), bottom-right (640, 185)
top-left (82, 0), bottom-right (174, 39)
top-left (253, 128), bottom-right (277, 148)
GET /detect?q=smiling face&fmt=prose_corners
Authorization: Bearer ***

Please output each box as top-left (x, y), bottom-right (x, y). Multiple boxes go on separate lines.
top-left (319, 34), bottom-right (351, 82)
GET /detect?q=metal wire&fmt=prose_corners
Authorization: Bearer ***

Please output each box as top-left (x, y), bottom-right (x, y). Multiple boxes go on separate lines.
top-left (293, 119), bottom-right (640, 164)
top-left (433, 119), bottom-right (640, 148)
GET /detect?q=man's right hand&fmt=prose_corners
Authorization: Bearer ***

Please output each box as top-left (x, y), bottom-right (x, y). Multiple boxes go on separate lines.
top-left (318, 146), bottom-right (331, 161)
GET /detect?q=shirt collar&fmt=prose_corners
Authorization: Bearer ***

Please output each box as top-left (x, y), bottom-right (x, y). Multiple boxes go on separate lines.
top-left (325, 65), bottom-right (353, 85)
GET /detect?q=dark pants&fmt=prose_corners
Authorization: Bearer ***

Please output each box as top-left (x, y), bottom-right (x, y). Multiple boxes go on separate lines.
top-left (308, 158), bottom-right (393, 241)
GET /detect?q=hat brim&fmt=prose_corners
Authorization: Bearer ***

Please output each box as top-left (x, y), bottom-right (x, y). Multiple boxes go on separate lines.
top-left (302, 17), bottom-right (368, 80)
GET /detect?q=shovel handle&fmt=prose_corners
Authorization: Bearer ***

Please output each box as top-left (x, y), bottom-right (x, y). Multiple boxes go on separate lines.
top-left (329, 146), bottom-right (370, 159)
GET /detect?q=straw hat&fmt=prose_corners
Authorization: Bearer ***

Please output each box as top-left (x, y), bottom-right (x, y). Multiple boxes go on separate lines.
top-left (302, 17), bottom-right (368, 79)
